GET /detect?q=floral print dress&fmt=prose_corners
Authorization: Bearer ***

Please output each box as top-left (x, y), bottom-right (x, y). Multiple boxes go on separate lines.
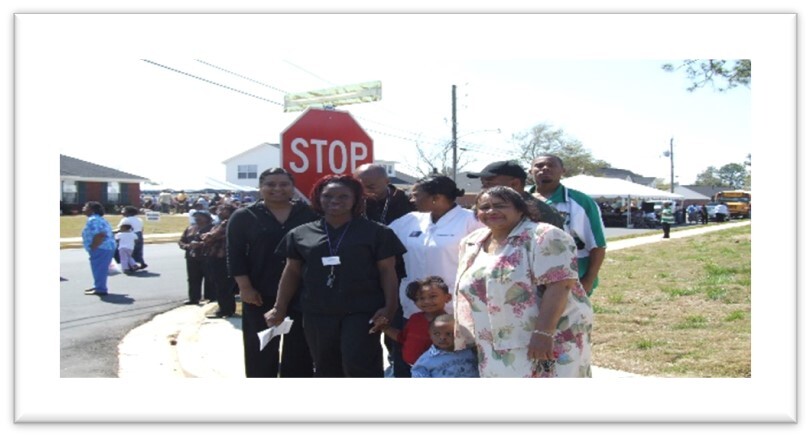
top-left (454, 219), bottom-right (593, 378)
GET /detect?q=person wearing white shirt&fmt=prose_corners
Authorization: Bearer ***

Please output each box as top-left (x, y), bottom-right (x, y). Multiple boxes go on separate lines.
top-left (389, 175), bottom-right (485, 320)
top-left (115, 224), bottom-right (139, 272)
top-left (118, 206), bottom-right (147, 270)
top-left (714, 203), bottom-right (730, 222)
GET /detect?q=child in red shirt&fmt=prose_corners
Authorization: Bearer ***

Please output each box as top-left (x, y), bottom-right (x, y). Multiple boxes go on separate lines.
top-left (374, 276), bottom-right (452, 372)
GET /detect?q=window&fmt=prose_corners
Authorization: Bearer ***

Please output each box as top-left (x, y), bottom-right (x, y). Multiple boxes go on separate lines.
top-left (107, 182), bottom-right (121, 203)
top-left (237, 164), bottom-right (258, 179)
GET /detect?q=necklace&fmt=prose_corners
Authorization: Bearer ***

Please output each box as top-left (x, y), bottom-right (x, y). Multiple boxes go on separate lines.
top-left (365, 187), bottom-right (391, 223)
top-left (323, 220), bottom-right (352, 288)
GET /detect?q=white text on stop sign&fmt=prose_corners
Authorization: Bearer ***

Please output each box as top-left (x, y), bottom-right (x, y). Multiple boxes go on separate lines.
top-left (288, 138), bottom-right (369, 174)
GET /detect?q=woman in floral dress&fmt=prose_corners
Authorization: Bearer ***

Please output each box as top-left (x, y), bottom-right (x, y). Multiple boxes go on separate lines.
top-left (454, 186), bottom-right (593, 377)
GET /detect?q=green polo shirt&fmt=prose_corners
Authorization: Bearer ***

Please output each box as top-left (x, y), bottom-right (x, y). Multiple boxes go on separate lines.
top-left (530, 184), bottom-right (607, 295)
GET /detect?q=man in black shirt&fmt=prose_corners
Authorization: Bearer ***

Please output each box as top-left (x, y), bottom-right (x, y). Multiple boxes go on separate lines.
top-left (354, 163), bottom-right (414, 378)
top-left (354, 163), bottom-right (414, 224)
top-left (227, 168), bottom-right (319, 378)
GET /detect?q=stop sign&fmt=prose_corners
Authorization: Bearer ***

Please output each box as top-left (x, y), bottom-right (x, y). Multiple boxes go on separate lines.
top-left (281, 108), bottom-right (374, 198)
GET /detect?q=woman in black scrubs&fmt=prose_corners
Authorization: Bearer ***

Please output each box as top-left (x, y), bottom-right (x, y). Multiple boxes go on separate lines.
top-left (265, 174), bottom-right (405, 377)
top-left (227, 168), bottom-right (318, 378)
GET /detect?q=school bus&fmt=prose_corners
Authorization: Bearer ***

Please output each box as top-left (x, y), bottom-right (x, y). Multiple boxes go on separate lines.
top-left (713, 190), bottom-right (751, 219)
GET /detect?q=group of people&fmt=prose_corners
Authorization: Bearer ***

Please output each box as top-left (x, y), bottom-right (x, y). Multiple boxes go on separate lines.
top-left (229, 155), bottom-right (605, 379)
top-left (178, 204), bottom-right (238, 318)
top-left (143, 190), bottom-right (254, 215)
top-left (81, 153), bottom-right (608, 378)
top-left (80, 204), bottom-right (149, 295)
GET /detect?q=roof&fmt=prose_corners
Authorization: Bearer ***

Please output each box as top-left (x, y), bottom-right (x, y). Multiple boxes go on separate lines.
top-left (634, 177), bottom-right (657, 187)
top-left (598, 167), bottom-right (657, 186)
top-left (682, 185), bottom-right (735, 199)
top-left (597, 167), bottom-right (639, 180)
top-left (60, 155), bottom-right (148, 181)
top-left (456, 175), bottom-right (484, 194)
top-left (672, 185), bottom-right (711, 201)
top-left (390, 170), bottom-right (419, 187)
top-left (221, 143), bottom-right (280, 164)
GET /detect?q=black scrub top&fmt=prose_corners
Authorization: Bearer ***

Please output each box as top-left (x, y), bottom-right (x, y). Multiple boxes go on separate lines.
top-left (227, 200), bottom-right (319, 310)
top-left (278, 217), bottom-right (407, 316)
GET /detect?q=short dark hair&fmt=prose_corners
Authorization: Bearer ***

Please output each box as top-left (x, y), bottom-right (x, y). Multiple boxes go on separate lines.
top-left (405, 275), bottom-right (451, 302)
top-left (120, 224), bottom-right (132, 231)
top-left (259, 167), bottom-right (295, 186)
top-left (475, 186), bottom-right (531, 219)
top-left (85, 201), bottom-right (105, 216)
top-left (122, 206), bottom-right (139, 216)
top-left (534, 154), bottom-right (564, 169)
top-left (217, 203), bottom-right (238, 214)
top-left (309, 174), bottom-right (365, 217)
top-left (413, 175), bottom-right (465, 201)
top-left (429, 313), bottom-right (455, 330)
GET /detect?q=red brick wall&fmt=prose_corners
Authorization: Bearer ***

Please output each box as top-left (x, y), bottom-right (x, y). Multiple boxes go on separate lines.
top-left (84, 182), bottom-right (104, 203)
top-left (123, 183), bottom-right (141, 207)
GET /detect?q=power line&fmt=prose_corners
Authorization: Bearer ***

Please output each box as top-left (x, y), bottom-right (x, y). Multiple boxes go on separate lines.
top-left (143, 59), bottom-right (452, 151)
top-left (283, 59), bottom-right (338, 87)
top-left (195, 59), bottom-right (290, 94)
top-left (141, 59), bottom-right (284, 106)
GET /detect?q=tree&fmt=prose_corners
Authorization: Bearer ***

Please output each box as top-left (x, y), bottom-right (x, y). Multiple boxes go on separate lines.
top-left (695, 166), bottom-right (724, 186)
top-left (743, 153), bottom-right (751, 189)
top-left (717, 163), bottom-right (747, 188)
top-left (662, 59), bottom-right (751, 93)
top-left (511, 123), bottom-right (610, 177)
top-left (404, 139), bottom-right (476, 179)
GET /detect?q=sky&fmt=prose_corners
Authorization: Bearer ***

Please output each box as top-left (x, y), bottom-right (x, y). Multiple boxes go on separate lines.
top-left (25, 14), bottom-right (752, 189)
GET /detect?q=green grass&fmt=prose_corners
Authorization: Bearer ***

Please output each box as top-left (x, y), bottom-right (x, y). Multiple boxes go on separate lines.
top-left (724, 310), bottom-right (747, 322)
top-left (61, 214), bottom-right (191, 238)
top-left (673, 315), bottom-right (708, 329)
top-left (592, 225), bottom-right (750, 377)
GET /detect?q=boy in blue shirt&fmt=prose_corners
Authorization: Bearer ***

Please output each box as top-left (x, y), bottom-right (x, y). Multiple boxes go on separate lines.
top-left (411, 314), bottom-right (479, 378)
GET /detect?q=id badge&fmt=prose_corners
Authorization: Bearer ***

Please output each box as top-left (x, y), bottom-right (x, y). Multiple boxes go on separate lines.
top-left (322, 256), bottom-right (341, 266)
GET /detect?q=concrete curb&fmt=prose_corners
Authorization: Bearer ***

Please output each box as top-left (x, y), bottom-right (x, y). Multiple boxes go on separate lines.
top-left (173, 303), bottom-right (245, 378)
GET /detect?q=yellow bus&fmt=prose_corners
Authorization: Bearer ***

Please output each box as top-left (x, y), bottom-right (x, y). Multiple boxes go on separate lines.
top-left (713, 190), bottom-right (751, 219)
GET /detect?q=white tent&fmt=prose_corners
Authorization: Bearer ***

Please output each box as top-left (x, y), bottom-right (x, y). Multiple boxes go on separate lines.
top-left (141, 176), bottom-right (257, 192)
top-left (561, 175), bottom-right (684, 200)
top-left (561, 175), bottom-right (683, 228)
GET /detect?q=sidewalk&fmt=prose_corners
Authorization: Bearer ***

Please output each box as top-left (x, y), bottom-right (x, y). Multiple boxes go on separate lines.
top-left (117, 220), bottom-right (750, 379)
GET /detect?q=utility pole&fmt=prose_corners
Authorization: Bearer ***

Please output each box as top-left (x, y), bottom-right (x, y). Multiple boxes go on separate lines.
top-left (670, 137), bottom-right (674, 193)
top-left (451, 84), bottom-right (458, 183)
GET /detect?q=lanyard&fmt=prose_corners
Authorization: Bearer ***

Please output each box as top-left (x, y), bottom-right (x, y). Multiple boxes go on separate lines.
top-left (378, 189), bottom-right (391, 223)
top-left (364, 187), bottom-right (391, 223)
top-left (324, 220), bottom-right (352, 256)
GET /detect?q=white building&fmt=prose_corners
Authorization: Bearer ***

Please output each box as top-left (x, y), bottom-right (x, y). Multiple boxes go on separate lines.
top-left (222, 143), bottom-right (418, 191)
top-left (222, 143), bottom-right (281, 188)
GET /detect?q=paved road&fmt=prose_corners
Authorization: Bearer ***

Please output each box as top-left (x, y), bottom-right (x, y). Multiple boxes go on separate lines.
top-left (60, 242), bottom-right (188, 377)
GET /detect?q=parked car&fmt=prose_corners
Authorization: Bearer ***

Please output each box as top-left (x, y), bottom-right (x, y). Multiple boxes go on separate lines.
top-left (705, 202), bottom-right (730, 222)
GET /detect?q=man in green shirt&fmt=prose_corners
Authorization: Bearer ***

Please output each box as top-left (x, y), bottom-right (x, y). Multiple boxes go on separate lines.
top-left (467, 160), bottom-right (563, 229)
top-left (660, 202), bottom-right (676, 239)
top-left (528, 154), bottom-right (607, 296)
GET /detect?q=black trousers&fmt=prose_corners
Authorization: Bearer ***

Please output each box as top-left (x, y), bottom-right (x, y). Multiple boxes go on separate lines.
top-left (302, 312), bottom-right (384, 378)
top-left (242, 304), bottom-right (313, 378)
top-left (662, 223), bottom-right (671, 238)
top-left (185, 257), bottom-right (213, 303)
top-left (205, 257), bottom-right (236, 316)
top-left (132, 231), bottom-right (145, 266)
